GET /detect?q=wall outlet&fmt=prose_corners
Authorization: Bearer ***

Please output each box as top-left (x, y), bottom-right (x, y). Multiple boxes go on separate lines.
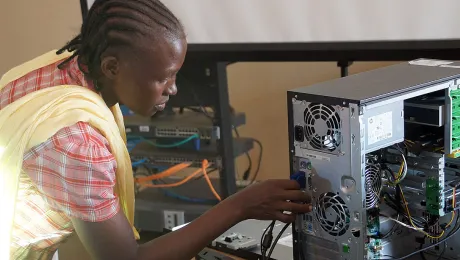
top-left (163, 210), bottom-right (185, 230)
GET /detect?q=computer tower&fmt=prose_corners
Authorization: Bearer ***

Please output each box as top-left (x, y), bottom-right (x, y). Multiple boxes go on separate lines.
top-left (287, 59), bottom-right (460, 259)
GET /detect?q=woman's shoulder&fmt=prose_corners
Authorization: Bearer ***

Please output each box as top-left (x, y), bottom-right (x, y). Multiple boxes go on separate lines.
top-left (0, 56), bottom-right (90, 110)
top-left (24, 121), bottom-right (112, 162)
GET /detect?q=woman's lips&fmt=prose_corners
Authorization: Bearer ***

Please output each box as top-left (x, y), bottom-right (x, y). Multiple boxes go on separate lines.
top-left (155, 103), bottom-right (166, 111)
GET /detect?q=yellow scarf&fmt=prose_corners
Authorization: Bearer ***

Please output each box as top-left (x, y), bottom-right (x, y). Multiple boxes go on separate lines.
top-left (0, 51), bottom-right (139, 259)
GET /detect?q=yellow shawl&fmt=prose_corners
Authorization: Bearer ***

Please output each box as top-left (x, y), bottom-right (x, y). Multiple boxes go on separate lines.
top-left (0, 51), bottom-right (139, 259)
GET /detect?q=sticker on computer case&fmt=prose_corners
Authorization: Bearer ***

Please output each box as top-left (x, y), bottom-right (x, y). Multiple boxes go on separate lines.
top-left (409, 59), bottom-right (453, 67)
top-left (302, 215), bottom-right (314, 234)
top-left (367, 111), bottom-right (393, 145)
top-left (303, 222), bottom-right (314, 234)
top-left (301, 150), bottom-right (331, 162)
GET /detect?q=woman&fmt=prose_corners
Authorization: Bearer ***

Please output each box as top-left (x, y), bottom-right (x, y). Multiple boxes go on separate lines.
top-left (0, 0), bottom-right (311, 259)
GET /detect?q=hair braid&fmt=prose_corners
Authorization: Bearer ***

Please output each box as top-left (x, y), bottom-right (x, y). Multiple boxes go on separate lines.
top-left (57, 0), bottom-right (184, 80)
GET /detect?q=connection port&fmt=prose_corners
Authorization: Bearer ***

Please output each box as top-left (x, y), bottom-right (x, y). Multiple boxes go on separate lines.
top-left (300, 161), bottom-right (307, 169)
top-left (307, 176), bottom-right (313, 190)
top-left (294, 125), bottom-right (304, 142)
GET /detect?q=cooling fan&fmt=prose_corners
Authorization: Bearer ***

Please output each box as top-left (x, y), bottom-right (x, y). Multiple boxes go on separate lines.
top-left (304, 103), bottom-right (342, 152)
top-left (365, 163), bottom-right (383, 209)
top-left (315, 192), bottom-right (351, 237)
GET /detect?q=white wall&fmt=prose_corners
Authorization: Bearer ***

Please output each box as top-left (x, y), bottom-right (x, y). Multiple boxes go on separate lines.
top-left (163, 0), bottom-right (459, 44)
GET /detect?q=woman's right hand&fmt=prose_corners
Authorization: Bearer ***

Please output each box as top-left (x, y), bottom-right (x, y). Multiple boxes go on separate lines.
top-left (226, 179), bottom-right (312, 223)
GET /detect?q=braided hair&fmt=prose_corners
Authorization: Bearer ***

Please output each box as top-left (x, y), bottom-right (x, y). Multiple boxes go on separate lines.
top-left (57, 0), bottom-right (184, 81)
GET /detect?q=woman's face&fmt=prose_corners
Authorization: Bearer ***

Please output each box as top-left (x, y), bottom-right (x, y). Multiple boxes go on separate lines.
top-left (99, 36), bottom-right (187, 117)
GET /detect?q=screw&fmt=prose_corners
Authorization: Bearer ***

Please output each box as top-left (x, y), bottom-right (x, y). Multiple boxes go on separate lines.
top-left (355, 212), bottom-right (360, 219)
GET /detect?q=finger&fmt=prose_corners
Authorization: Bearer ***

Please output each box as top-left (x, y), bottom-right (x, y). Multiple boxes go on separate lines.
top-left (272, 211), bottom-right (296, 223)
top-left (270, 179), bottom-right (301, 190)
top-left (276, 201), bottom-right (312, 213)
top-left (278, 190), bottom-right (311, 202)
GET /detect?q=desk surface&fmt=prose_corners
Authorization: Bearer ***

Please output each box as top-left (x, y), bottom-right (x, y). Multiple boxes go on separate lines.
top-left (177, 220), bottom-right (293, 260)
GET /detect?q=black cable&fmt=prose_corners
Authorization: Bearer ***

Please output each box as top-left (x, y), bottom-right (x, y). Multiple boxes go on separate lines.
top-left (185, 105), bottom-right (255, 181)
top-left (186, 106), bottom-right (213, 120)
top-left (233, 127), bottom-right (252, 180)
top-left (297, 230), bottom-right (306, 260)
top-left (266, 223), bottom-right (290, 259)
top-left (419, 236), bottom-right (428, 260)
top-left (178, 73), bottom-right (212, 114)
top-left (233, 128), bottom-right (263, 184)
top-left (435, 242), bottom-right (446, 260)
top-left (434, 212), bottom-right (460, 260)
top-left (260, 226), bottom-right (269, 257)
top-left (249, 138), bottom-right (263, 184)
top-left (186, 103), bottom-right (263, 184)
top-left (382, 192), bottom-right (428, 228)
top-left (261, 221), bottom-right (276, 260)
top-left (382, 210), bottom-right (460, 260)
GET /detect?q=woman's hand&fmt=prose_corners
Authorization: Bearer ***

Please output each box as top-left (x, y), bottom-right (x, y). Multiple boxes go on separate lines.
top-left (226, 179), bottom-right (312, 223)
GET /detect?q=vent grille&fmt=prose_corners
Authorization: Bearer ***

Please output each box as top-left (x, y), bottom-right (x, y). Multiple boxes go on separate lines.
top-left (315, 192), bottom-right (350, 237)
top-left (365, 163), bottom-right (383, 209)
top-left (304, 103), bottom-right (341, 152)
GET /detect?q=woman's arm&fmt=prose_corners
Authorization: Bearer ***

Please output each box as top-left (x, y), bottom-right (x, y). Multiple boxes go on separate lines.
top-left (72, 197), bottom-right (242, 260)
top-left (72, 180), bottom-right (311, 260)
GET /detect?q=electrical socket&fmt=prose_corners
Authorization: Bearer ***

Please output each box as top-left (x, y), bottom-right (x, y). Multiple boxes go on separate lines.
top-left (163, 210), bottom-right (185, 230)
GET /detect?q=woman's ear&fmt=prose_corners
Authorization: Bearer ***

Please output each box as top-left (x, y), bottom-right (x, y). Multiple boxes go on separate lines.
top-left (100, 56), bottom-right (120, 80)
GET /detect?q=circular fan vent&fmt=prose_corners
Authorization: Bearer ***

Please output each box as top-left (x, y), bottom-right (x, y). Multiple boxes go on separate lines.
top-left (315, 192), bottom-right (350, 237)
top-left (365, 163), bottom-right (383, 209)
top-left (304, 103), bottom-right (341, 152)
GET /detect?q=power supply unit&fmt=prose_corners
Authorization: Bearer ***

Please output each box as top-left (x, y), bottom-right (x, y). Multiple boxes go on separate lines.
top-left (287, 59), bottom-right (460, 260)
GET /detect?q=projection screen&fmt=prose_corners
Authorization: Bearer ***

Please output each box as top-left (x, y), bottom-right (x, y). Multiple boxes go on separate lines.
top-left (83, 0), bottom-right (460, 44)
